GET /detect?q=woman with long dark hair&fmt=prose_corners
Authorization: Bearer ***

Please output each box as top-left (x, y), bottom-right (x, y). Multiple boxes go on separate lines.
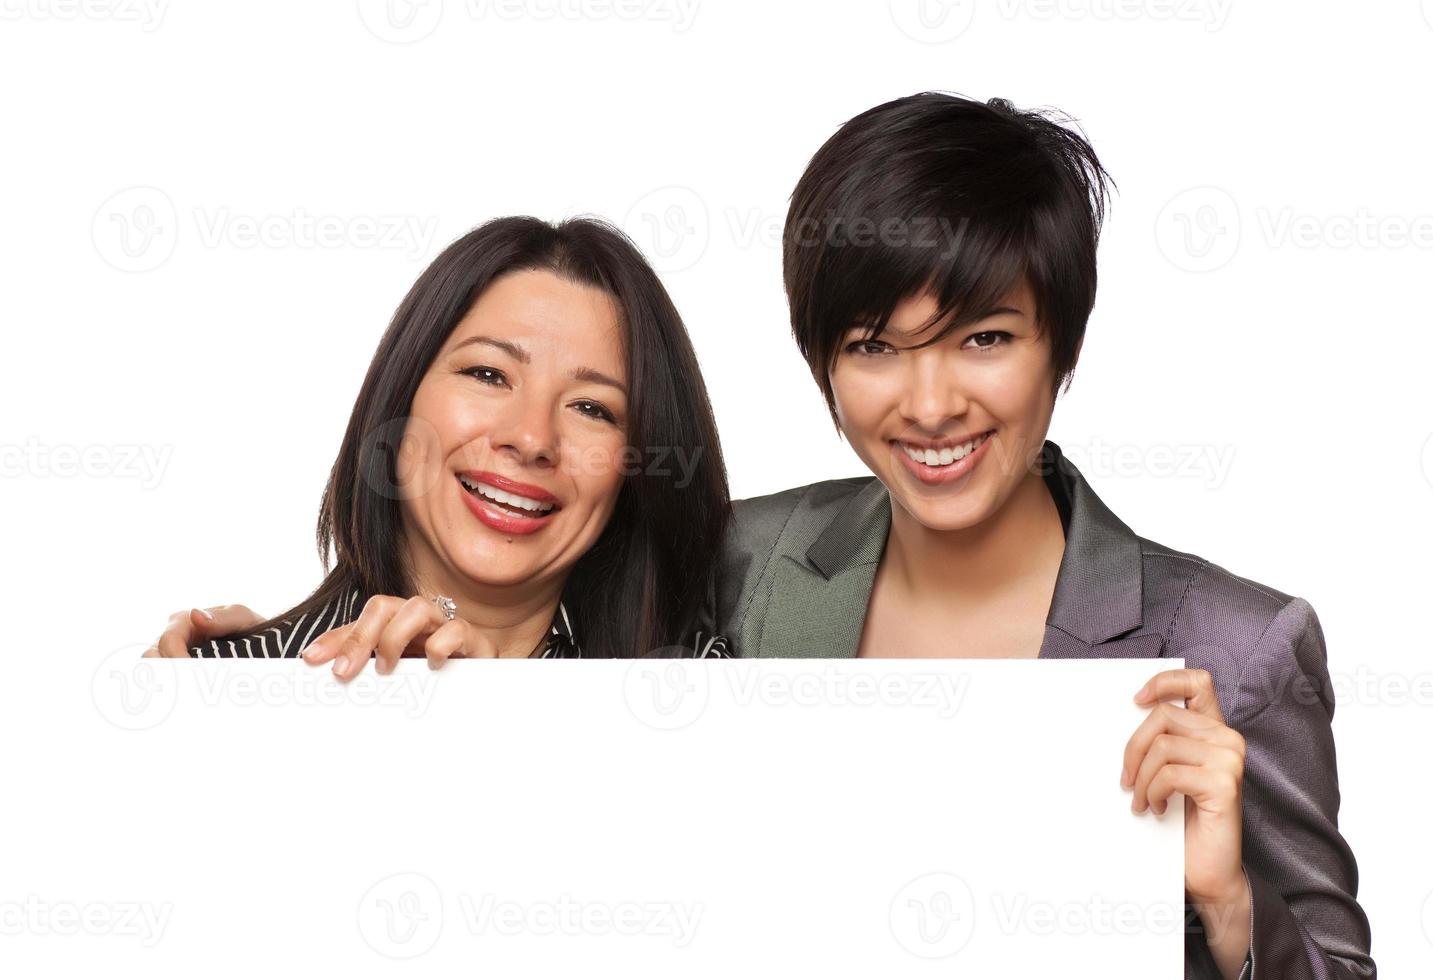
top-left (152, 215), bottom-right (730, 667)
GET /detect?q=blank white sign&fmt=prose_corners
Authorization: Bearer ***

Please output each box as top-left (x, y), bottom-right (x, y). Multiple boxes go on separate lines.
top-left (18, 656), bottom-right (1184, 977)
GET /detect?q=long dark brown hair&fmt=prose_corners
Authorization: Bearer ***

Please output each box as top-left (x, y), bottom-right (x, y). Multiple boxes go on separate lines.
top-left (246, 216), bottom-right (729, 657)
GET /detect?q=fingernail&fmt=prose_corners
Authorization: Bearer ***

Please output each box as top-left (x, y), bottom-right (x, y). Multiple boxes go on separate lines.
top-left (1153, 801), bottom-right (1165, 816)
top-left (199, 608), bottom-right (215, 621)
top-left (302, 642), bottom-right (321, 660)
top-left (1133, 683), bottom-right (1149, 702)
top-left (1120, 767), bottom-right (1130, 788)
top-left (333, 656), bottom-right (349, 676)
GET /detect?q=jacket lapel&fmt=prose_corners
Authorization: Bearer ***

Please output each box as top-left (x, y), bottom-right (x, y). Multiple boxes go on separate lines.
top-left (1038, 442), bottom-right (1165, 660)
top-left (1040, 626), bottom-right (1165, 660)
top-left (759, 556), bottom-right (879, 659)
top-left (755, 479), bottom-right (890, 659)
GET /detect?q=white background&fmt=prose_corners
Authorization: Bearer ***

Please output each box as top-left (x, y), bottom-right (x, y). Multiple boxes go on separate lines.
top-left (1, 1), bottom-right (1430, 974)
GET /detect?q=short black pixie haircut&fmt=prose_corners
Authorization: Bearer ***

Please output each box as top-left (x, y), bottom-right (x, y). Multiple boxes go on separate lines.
top-left (783, 92), bottom-right (1113, 421)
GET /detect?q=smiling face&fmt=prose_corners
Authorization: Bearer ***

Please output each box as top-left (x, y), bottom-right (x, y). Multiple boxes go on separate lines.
top-left (395, 267), bottom-right (630, 597)
top-left (829, 277), bottom-right (1057, 532)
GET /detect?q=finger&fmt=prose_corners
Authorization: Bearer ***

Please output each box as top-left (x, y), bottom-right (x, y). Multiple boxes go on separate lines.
top-left (144, 611), bottom-right (186, 658)
top-left (424, 619), bottom-right (469, 669)
top-left (302, 624), bottom-right (354, 666)
top-left (375, 596), bottom-right (442, 674)
top-left (155, 609), bottom-right (199, 658)
top-left (203, 604), bottom-right (263, 635)
top-left (332, 595), bottom-right (402, 682)
top-left (1145, 763), bottom-right (1240, 817)
top-left (1129, 733), bottom-right (1239, 812)
top-left (427, 621), bottom-right (501, 666)
top-left (1122, 702), bottom-right (1242, 787)
top-left (156, 604), bottom-right (264, 659)
top-left (1134, 668), bottom-right (1225, 723)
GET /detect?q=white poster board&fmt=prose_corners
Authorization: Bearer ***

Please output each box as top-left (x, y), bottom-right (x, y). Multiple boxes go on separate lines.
top-left (15, 656), bottom-right (1185, 977)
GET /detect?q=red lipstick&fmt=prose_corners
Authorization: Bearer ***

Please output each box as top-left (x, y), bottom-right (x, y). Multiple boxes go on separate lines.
top-left (456, 471), bottom-right (560, 536)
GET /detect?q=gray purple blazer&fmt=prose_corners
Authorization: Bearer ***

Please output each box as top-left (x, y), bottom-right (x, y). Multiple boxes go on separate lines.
top-left (714, 440), bottom-right (1375, 979)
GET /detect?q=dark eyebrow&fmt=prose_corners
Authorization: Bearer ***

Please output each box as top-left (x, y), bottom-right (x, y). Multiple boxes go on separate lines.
top-left (935, 305), bottom-right (1027, 330)
top-left (570, 367), bottom-right (627, 396)
top-left (450, 335), bottom-right (530, 363)
top-left (972, 305), bottom-right (1025, 322)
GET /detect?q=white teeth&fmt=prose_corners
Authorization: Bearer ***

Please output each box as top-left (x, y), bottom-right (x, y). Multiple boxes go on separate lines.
top-left (456, 475), bottom-right (555, 514)
top-left (901, 432), bottom-right (989, 467)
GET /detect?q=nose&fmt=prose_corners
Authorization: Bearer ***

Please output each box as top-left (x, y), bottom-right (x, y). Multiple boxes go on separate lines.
top-left (489, 391), bottom-right (559, 469)
top-left (898, 347), bottom-right (969, 434)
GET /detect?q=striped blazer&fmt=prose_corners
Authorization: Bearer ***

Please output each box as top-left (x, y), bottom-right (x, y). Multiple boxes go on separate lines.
top-left (190, 590), bottom-right (731, 659)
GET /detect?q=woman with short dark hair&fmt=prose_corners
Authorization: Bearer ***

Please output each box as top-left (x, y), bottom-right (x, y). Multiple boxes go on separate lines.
top-left (717, 92), bottom-right (1374, 980)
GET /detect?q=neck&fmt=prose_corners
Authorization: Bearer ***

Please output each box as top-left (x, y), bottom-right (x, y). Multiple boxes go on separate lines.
top-left (884, 469), bottom-right (1066, 600)
top-left (403, 548), bottom-right (566, 659)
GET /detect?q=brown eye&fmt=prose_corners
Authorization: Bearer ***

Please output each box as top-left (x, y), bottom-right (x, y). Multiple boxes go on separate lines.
top-left (572, 400), bottom-right (617, 424)
top-left (460, 366), bottom-right (508, 386)
top-left (963, 331), bottom-right (1010, 350)
top-left (845, 339), bottom-right (895, 356)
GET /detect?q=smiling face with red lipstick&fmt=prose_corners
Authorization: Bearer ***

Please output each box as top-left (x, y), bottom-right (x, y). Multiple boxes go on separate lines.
top-left (144, 216), bottom-right (730, 665)
top-left (395, 267), bottom-right (630, 602)
top-left (829, 276), bottom-right (1057, 533)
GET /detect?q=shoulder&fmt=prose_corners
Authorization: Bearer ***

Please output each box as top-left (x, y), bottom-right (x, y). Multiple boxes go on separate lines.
top-left (1138, 536), bottom-right (1297, 636)
top-left (728, 476), bottom-right (875, 554)
top-left (721, 475), bottom-right (874, 586)
top-left (1135, 536), bottom-right (1328, 723)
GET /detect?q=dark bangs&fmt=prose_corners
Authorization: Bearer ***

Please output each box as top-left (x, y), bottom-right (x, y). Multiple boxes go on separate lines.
top-left (783, 92), bottom-right (1113, 419)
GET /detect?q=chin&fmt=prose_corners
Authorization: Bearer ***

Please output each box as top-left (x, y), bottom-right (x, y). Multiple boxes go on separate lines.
top-left (889, 488), bottom-right (993, 532)
top-left (452, 554), bottom-right (536, 589)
